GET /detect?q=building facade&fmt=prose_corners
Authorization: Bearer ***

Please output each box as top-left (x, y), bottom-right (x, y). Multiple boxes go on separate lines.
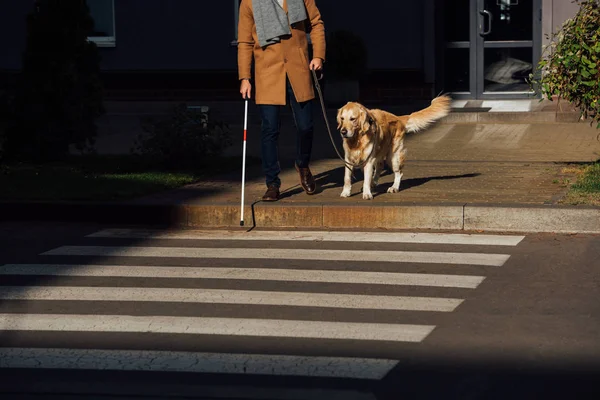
top-left (0, 0), bottom-right (581, 102)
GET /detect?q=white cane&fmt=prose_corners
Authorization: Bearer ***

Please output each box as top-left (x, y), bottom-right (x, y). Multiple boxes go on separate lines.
top-left (240, 99), bottom-right (249, 227)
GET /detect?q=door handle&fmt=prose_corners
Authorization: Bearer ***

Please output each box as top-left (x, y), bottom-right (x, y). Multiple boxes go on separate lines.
top-left (479, 9), bottom-right (492, 36)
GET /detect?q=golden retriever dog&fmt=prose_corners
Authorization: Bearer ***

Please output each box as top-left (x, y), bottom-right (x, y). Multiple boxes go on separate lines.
top-left (336, 95), bottom-right (451, 199)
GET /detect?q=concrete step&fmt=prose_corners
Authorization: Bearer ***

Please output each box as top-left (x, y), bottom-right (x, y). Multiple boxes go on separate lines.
top-left (101, 99), bottom-right (584, 124)
top-left (2, 201), bottom-right (599, 234)
top-left (442, 110), bottom-right (582, 124)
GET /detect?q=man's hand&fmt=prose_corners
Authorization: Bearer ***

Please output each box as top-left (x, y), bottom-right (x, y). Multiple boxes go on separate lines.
top-left (309, 58), bottom-right (323, 71)
top-left (240, 79), bottom-right (252, 99)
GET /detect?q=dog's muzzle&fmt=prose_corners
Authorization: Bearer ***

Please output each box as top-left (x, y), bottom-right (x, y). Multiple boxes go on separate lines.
top-left (340, 128), bottom-right (353, 138)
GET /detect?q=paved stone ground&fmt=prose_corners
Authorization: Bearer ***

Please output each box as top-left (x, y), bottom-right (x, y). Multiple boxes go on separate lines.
top-left (132, 159), bottom-right (576, 206)
top-left (92, 100), bottom-right (600, 208)
top-left (408, 123), bottom-right (600, 162)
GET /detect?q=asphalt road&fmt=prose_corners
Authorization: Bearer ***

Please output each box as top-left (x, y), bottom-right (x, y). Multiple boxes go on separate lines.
top-left (0, 221), bottom-right (599, 400)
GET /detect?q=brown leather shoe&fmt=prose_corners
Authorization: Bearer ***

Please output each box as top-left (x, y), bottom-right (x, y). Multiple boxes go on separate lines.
top-left (296, 165), bottom-right (316, 195)
top-left (262, 184), bottom-right (280, 201)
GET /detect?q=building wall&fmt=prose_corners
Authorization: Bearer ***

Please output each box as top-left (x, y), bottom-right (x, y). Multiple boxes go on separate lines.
top-left (542, 0), bottom-right (581, 49)
top-left (99, 0), bottom-right (235, 71)
top-left (317, 1), bottom-right (424, 70)
top-left (0, 0), bottom-right (424, 72)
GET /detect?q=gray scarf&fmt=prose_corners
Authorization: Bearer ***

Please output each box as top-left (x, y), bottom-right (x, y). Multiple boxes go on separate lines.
top-left (252, 0), bottom-right (308, 48)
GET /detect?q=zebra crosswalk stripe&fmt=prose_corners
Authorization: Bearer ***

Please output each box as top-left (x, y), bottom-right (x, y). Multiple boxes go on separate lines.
top-left (0, 264), bottom-right (486, 288)
top-left (0, 286), bottom-right (463, 312)
top-left (41, 245), bottom-right (511, 266)
top-left (86, 228), bottom-right (526, 246)
top-left (0, 314), bottom-right (435, 343)
top-left (0, 347), bottom-right (397, 380)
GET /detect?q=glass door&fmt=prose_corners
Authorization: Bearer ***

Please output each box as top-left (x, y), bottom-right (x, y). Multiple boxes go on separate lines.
top-left (441, 0), bottom-right (475, 97)
top-left (440, 0), bottom-right (541, 99)
top-left (477, 0), bottom-right (541, 98)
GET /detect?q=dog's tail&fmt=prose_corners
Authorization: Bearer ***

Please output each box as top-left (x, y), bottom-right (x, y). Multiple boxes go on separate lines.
top-left (405, 95), bottom-right (452, 133)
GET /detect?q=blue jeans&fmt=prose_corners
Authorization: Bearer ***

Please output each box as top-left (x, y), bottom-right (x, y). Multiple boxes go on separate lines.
top-left (258, 78), bottom-right (314, 188)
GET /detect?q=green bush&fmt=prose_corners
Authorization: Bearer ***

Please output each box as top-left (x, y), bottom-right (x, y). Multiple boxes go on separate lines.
top-left (325, 30), bottom-right (368, 80)
top-left (135, 104), bottom-right (233, 169)
top-left (4, 0), bottom-right (105, 162)
top-left (530, 0), bottom-right (600, 128)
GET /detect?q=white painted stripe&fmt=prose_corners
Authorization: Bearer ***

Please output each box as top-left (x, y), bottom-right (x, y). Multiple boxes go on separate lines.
top-left (158, 386), bottom-right (377, 400)
top-left (0, 380), bottom-right (377, 400)
top-left (482, 100), bottom-right (532, 112)
top-left (0, 314), bottom-right (435, 343)
top-left (0, 286), bottom-right (462, 312)
top-left (467, 124), bottom-right (529, 148)
top-left (0, 348), bottom-right (397, 380)
top-left (422, 125), bottom-right (455, 144)
top-left (87, 228), bottom-right (525, 246)
top-left (451, 100), bottom-right (468, 108)
top-left (41, 246), bottom-right (511, 266)
top-left (0, 264), bottom-right (485, 289)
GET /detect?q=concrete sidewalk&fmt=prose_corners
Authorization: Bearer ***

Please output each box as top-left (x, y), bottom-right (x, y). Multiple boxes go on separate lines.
top-left (121, 157), bottom-right (599, 233)
top-left (129, 119), bottom-right (600, 218)
top-left (11, 118), bottom-right (598, 234)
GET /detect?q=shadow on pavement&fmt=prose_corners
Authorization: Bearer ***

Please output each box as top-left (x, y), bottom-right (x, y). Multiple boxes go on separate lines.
top-left (0, 357), bottom-right (599, 399)
top-left (279, 167), bottom-right (482, 199)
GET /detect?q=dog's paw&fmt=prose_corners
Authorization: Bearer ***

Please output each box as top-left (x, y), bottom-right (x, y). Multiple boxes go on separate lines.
top-left (387, 187), bottom-right (399, 194)
top-left (340, 188), bottom-right (352, 198)
top-left (362, 192), bottom-right (374, 200)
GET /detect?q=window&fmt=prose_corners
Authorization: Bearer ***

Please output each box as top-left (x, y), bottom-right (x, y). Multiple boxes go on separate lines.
top-left (87, 0), bottom-right (116, 47)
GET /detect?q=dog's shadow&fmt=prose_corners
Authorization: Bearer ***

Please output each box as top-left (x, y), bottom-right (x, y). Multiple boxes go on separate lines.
top-left (279, 167), bottom-right (481, 199)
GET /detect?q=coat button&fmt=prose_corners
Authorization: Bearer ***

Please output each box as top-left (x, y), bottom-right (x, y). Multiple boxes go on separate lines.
top-left (284, 58), bottom-right (288, 63)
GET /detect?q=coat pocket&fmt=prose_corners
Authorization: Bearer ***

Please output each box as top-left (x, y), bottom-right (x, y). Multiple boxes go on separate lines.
top-left (298, 48), bottom-right (310, 70)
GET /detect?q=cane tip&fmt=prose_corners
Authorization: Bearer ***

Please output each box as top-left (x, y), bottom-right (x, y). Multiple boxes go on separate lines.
top-left (240, 221), bottom-right (244, 227)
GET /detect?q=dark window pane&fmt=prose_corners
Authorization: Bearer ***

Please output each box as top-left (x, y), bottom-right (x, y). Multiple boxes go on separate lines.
top-left (483, 0), bottom-right (532, 41)
top-left (87, 0), bottom-right (115, 37)
top-left (444, 0), bottom-right (471, 42)
top-left (484, 47), bottom-right (533, 92)
top-left (445, 48), bottom-right (470, 92)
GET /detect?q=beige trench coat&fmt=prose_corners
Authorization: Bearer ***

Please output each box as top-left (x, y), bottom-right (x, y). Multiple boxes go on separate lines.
top-left (237, 0), bottom-right (326, 105)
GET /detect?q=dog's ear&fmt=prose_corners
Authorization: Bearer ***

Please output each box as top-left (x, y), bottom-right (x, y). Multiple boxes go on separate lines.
top-left (336, 107), bottom-right (342, 130)
top-left (359, 107), bottom-right (373, 134)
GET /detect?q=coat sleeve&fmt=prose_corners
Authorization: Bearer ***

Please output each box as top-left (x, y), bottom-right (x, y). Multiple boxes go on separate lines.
top-left (304, 0), bottom-right (326, 61)
top-left (237, 0), bottom-right (254, 80)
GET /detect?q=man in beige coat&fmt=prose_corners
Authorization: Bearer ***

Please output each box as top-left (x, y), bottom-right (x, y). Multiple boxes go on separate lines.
top-left (238, 0), bottom-right (325, 201)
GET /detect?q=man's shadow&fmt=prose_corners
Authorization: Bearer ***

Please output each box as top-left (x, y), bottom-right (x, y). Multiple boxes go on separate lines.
top-left (279, 166), bottom-right (481, 199)
top-left (279, 167), bottom-right (346, 199)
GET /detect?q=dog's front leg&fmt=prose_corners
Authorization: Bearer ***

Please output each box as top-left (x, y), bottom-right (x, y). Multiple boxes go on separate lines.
top-left (388, 147), bottom-right (407, 193)
top-left (372, 159), bottom-right (383, 188)
top-left (362, 159), bottom-right (376, 200)
top-left (340, 164), bottom-right (353, 198)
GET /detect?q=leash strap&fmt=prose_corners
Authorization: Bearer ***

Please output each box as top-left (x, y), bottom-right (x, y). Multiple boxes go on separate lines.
top-left (310, 69), bottom-right (352, 171)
